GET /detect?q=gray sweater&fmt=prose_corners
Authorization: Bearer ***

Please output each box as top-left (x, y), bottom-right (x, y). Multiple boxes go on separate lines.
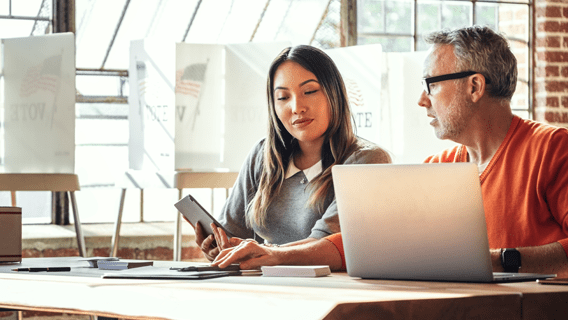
top-left (217, 138), bottom-right (389, 245)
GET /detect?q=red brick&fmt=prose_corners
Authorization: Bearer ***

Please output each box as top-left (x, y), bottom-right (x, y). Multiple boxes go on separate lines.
top-left (539, 21), bottom-right (560, 32)
top-left (91, 248), bottom-right (110, 257)
top-left (547, 66), bottom-right (560, 77)
top-left (43, 248), bottom-right (80, 257)
top-left (22, 249), bottom-right (41, 258)
top-left (547, 97), bottom-right (560, 107)
top-left (546, 6), bottom-right (562, 18)
top-left (562, 96), bottom-right (568, 108)
top-left (546, 36), bottom-right (561, 48)
top-left (545, 81), bottom-right (568, 92)
top-left (182, 246), bottom-right (208, 261)
top-left (539, 21), bottom-right (568, 33)
top-left (562, 67), bottom-right (568, 78)
top-left (538, 52), bottom-right (568, 63)
top-left (564, 7), bottom-right (568, 18)
top-left (145, 246), bottom-right (172, 260)
top-left (545, 111), bottom-right (568, 123)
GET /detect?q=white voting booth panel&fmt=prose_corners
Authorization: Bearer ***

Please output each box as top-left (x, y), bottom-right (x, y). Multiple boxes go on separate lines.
top-left (380, 52), bottom-right (457, 164)
top-left (129, 40), bottom-right (289, 172)
top-left (2, 33), bottom-right (75, 173)
top-left (325, 46), bottom-right (454, 164)
top-left (129, 39), bottom-right (176, 172)
top-left (326, 45), bottom-right (383, 145)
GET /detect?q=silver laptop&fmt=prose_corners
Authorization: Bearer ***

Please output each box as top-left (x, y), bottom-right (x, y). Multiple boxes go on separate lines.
top-left (332, 163), bottom-right (556, 283)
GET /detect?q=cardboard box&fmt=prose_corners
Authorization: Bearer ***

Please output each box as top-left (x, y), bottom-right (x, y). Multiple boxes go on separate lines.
top-left (0, 207), bottom-right (22, 262)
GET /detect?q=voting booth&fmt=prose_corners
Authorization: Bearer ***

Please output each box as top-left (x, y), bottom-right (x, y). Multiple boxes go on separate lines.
top-left (2, 33), bottom-right (75, 173)
top-left (0, 33), bottom-right (85, 257)
top-left (129, 40), bottom-right (290, 172)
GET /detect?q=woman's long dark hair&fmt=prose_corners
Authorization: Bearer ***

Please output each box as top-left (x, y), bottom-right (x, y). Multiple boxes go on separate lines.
top-left (246, 45), bottom-right (359, 228)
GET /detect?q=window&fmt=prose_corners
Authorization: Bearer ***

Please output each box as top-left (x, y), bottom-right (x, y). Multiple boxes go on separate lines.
top-left (358, 0), bottom-right (533, 119)
top-left (1, 0), bottom-right (343, 224)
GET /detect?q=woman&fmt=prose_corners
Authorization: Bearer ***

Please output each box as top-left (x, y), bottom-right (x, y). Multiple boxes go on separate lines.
top-left (196, 45), bottom-right (391, 261)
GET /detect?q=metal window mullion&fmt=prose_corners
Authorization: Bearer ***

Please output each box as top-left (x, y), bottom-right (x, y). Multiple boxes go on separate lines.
top-left (250, 0), bottom-right (270, 42)
top-left (0, 15), bottom-right (50, 21)
top-left (101, 0), bottom-right (130, 69)
top-left (413, 0), bottom-right (417, 51)
top-left (182, 0), bottom-right (202, 42)
top-left (310, 0), bottom-right (332, 46)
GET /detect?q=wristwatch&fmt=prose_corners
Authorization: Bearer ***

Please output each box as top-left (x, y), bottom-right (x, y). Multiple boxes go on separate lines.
top-left (501, 248), bottom-right (521, 273)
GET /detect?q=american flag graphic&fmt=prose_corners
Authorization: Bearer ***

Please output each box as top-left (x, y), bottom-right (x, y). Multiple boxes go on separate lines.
top-left (175, 63), bottom-right (207, 98)
top-left (136, 61), bottom-right (147, 98)
top-left (19, 55), bottom-right (62, 98)
top-left (345, 78), bottom-right (364, 109)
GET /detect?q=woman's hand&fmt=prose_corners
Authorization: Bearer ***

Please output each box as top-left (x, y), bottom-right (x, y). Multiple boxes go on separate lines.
top-left (211, 240), bottom-right (281, 270)
top-left (195, 222), bottom-right (243, 261)
top-left (194, 222), bottom-right (220, 261)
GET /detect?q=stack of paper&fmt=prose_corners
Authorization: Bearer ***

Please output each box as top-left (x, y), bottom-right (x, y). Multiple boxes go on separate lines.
top-left (261, 265), bottom-right (331, 277)
top-left (98, 260), bottom-right (153, 270)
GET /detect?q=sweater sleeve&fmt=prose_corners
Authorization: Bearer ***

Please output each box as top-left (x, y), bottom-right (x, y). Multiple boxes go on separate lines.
top-left (545, 129), bottom-right (568, 257)
top-left (217, 140), bottom-right (264, 240)
top-left (325, 233), bottom-right (346, 271)
top-left (308, 140), bottom-right (391, 239)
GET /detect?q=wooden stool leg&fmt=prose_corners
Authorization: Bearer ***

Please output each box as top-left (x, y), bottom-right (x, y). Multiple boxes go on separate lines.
top-left (111, 188), bottom-right (127, 257)
top-left (173, 189), bottom-right (183, 261)
top-left (10, 191), bottom-right (16, 207)
top-left (69, 191), bottom-right (87, 257)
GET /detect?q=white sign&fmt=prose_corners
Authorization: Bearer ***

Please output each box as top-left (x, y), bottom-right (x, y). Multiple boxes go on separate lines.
top-left (2, 33), bottom-right (75, 173)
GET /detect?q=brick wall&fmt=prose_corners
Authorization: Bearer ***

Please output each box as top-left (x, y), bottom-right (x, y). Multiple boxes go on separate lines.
top-left (535, 0), bottom-right (568, 128)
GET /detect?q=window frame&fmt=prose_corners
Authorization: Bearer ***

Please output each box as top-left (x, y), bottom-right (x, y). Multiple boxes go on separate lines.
top-left (356, 0), bottom-right (534, 118)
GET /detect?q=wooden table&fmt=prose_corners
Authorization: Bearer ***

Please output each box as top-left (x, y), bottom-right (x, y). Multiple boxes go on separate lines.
top-left (0, 258), bottom-right (567, 320)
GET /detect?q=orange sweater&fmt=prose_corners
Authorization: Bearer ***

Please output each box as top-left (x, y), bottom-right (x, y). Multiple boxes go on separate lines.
top-left (327, 116), bottom-right (568, 270)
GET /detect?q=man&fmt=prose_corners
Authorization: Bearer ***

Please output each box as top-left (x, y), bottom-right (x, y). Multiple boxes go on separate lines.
top-left (211, 26), bottom-right (568, 277)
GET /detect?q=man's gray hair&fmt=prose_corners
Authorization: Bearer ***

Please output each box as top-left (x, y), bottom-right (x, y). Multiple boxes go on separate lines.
top-left (424, 25), bottom-right (517, 101)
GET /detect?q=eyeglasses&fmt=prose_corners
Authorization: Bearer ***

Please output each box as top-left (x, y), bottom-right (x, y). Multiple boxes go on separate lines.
top-left (421, 71), bottom-right (490, 95)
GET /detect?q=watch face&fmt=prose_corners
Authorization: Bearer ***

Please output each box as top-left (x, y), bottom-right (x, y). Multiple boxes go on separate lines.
top-left (502, 249), bottom-right (521, 271)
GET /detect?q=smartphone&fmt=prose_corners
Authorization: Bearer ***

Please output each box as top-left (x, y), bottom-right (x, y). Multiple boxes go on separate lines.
top-left (537, 277), bottom-right (568, 285)
top-left (174, 194), bottom-right (233, 241)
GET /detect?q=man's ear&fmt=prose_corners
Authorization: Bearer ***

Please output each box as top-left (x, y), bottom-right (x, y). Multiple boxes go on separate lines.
top-left (469, 74), bottom-right (486, 103)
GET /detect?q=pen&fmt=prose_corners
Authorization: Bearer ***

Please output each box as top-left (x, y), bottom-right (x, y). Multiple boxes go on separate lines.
top-left (12, 267), bottom-right (71, 272)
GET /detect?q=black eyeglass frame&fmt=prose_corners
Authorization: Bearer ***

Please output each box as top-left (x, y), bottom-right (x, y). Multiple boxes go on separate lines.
top-left (422, 71), bottom-right (490, 95)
